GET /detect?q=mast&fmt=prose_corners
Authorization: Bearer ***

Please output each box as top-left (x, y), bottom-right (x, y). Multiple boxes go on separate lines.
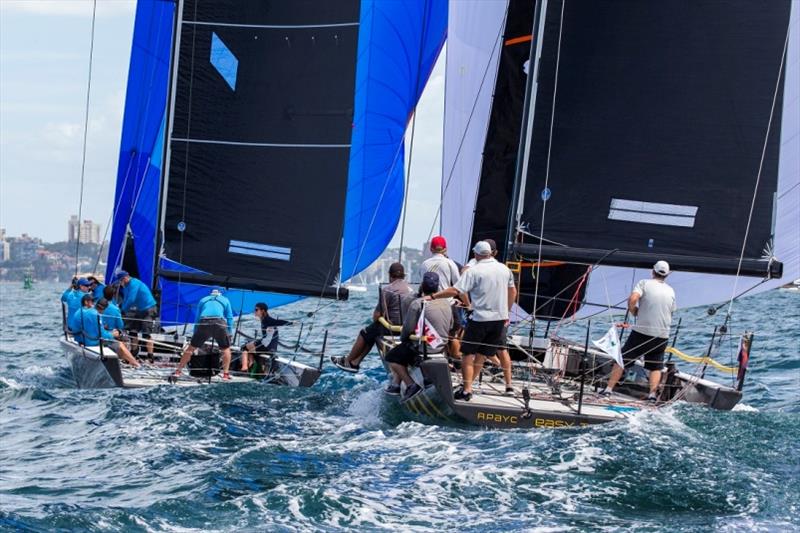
top-left (152, 0), bottom-right (185, 292)
top-left (504, 0), bottom-right (547, 261)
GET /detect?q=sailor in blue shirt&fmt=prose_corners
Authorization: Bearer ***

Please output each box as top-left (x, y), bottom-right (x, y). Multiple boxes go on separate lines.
top-left (62, 277), bottom-right (93, 321)
top-left (116, 270), bottom-right (158, 360)
top-left (88, 276), bottom-right (106, 301)
top-left (95, 298), bottom-right (125, 334)
top-left (69, 294), bottom-right (139, 367)
top-left (174, 289), bottom-right (234, 380)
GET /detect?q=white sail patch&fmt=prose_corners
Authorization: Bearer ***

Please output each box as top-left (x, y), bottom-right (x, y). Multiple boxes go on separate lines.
top-left (228, 240), bottom-right (291, 261)
top-left (608, 198), bottom-right (698, 227)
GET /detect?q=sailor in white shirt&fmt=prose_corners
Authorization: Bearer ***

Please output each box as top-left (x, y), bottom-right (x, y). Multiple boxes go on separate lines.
top-left (431, 241), bottom-right (517, 401)
top-left (603, 260), bottom-right (677, 402)
top-left (419, 235), bottom-right (460, 291)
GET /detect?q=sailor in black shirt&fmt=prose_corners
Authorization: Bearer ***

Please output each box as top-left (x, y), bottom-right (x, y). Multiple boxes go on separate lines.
top-left (239, 302), bottom-right (291, 372)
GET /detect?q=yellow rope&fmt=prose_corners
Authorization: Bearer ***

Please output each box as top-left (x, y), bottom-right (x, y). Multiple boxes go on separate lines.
top-left (665, 347), bottom-right (738, 375)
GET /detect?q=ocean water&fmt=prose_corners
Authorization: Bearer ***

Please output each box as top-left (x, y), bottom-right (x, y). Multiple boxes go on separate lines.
top-left (1, 282), bottom-right (798, 532)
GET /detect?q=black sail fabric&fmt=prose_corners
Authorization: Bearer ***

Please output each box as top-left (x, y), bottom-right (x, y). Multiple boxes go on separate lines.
top-left (162, 0), bottom-right (359, 297)
top-left (519, 0), bottom-right (791, 276)
top-left (470, 0), bottom-right (588, 318)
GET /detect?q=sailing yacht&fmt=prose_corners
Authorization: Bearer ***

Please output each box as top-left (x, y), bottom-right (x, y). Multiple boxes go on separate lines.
top-left (61, 0), bottom-right (447, 388)
top-left (377, 0), bottom-right (799, 428)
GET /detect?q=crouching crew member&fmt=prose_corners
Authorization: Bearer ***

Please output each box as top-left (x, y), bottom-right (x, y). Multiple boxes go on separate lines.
top-left (240, 302), bottom-right (292, 372)
top-left (69, 293), bottom-right (139, 367)
top-left (175, 289), bottom-right (234, 380)
top-left (385, 272), bottom-right (453, 401)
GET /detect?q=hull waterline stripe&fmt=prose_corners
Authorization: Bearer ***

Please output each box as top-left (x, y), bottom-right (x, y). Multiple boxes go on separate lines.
top-left (172, 137), bottom-right (350, 149)
top-left (183, 20), bottom-right (360, 30)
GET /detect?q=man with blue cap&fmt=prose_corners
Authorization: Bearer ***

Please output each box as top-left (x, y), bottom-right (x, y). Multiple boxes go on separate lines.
top-left (69, 293), bottom-right (140, 368)
top-left (61, 277), bottom-right (93, 320)
top-left (115, 270), bottom-right (158, 360)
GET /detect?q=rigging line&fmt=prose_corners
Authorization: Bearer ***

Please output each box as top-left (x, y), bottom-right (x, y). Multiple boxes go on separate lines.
top-left (74, 0), bottom-right (98, 276)
top-left (93, 154), bottom-right (138, 274)
top-left (398, 0), bottom-right (430, 265)
top-left (176, 0), bottom-right (199, 323)
top-left (531, 0), bottom-right (566, 319)
top-left (726, 24), bottom-right (789, 320)
top-left (425, 9), bottom-right (509, 242)
top-left (398, 111), bottom-right (418, 264)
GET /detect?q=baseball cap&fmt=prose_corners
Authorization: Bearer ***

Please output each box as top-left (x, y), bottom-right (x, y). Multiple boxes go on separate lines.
top-left (77, 277), bottom-right (92, 287)
top-left (421, 271), bottom-right (440, 293)
top-left (430, 236), bottom-right (447, 251)
top-left (114, 270), bottom-right (130, 281)
top-left (653, 260), bottom-right (671, 276)
top-left (388, 262), bottom-right (405, 278)
top-left (473, 241), bottom-right (492, 256)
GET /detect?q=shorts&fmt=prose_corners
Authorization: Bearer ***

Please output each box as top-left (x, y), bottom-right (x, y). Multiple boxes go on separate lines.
top-left (360, 320), bottom-right (390, 345)
top-left (385, 342), bottom-right (421, 367)
top-left (190, 318), bottom-right (231, 349)
top-left (125, 307), bottom-right (158, 336)
top-left (451, 305), bottom-right (467, 334)
top-left (622, 330), bottom-right (668, 371)
top-left (240, 337), bottom-right (277, 355)
top-left (461, 319), bottom-right (506, 357)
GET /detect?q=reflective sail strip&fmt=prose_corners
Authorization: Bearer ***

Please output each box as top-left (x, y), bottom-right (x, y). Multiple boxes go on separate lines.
top-left (228, 240), bottom-right (291, 261)
top-left (608, 198), bottom-right (698, 228)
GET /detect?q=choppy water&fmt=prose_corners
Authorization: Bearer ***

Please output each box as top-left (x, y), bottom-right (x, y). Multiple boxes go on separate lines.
top-left (1, 282), bottom-right (798, 532)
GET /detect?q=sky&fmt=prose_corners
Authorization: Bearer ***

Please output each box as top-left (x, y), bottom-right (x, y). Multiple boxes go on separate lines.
top-left (0, 0), bottom-right (445, 248)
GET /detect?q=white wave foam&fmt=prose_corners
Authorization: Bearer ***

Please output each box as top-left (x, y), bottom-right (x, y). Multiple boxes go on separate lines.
top-left (0, 376), bottom-right (23, 389)
top-left (732, 403), bottom-right (759, 412)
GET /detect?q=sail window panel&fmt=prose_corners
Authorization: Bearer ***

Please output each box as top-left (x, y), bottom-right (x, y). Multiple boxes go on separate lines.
top-left (172, 25), bottom-right (359, 146)
top-left (210, 32), bottom-right (238, 90)
top-left (182, 0), bottom-right (359, 28)
top-left (519, 0), bottom-right (791, 262)
top-left (608, 199), bottom-right (698, 228)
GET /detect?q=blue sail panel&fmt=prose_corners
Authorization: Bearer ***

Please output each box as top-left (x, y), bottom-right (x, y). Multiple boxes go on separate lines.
top-left (106, 0), bottom-right (174, 285)
top-left (341, 0), bottom-right (447, 281)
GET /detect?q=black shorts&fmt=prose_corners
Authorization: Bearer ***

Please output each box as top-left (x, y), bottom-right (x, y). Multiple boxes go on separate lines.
top-left (622, 330), bottom-right (668, 371)
top-left (125, 307), bottom-right (158, 336)
top-left (360, 320), bottom-right (390, 345)
top-left (461, 319), bottom-right (506, 357)
top-left (385, 342), bottom-right (421, 367)
top-left (190, 318), bottom-right (231, 349)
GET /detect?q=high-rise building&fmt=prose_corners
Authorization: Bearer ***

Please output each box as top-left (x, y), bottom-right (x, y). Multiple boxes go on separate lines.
top-left (68, 216), bottom-right (102, 244)
top-left (0, 228), bottom-right (9, 262)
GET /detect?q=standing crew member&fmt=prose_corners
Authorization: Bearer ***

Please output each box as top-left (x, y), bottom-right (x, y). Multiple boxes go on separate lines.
top-left (431, 241), bottom-right (516, 401)
top-left (240, 302), bottom-right (292, 372)
top-left (116, 270), bottom-right (158, 360)
top-left (175, 289), bottom-right (235, 380)
top-left (602, 260), bottom-right (677, 402)
top-left (419, 235), bottom-right (463, 358)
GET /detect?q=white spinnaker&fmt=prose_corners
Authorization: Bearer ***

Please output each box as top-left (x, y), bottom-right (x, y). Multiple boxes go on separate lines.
top-left (441, 0), bottom-right (508, 264)
top-left (579, 2), bottom-right (800, 316)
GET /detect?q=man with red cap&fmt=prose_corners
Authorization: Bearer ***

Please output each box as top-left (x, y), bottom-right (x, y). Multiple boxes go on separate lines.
top-left (419, 235), bottom-right (462, 358)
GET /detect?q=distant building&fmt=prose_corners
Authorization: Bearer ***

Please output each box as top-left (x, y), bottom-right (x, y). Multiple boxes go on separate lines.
top-left (9, 234), bottom-right (41, 263)
top-left (68, 215), bottom-right (102, 245)
top-left (0, 241), bottom-right (9, 262)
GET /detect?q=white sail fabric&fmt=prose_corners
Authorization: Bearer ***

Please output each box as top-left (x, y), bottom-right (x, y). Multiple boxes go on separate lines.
top-left (441, 0), bottom-right (508, 264)
top-left (579, 2), bottom-right (800, 317)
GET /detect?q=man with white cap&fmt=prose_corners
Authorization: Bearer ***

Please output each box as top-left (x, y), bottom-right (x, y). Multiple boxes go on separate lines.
top-left (430, 240), bottom-right (516, 401)
top-left (602, 260), bottom-right (677, 401)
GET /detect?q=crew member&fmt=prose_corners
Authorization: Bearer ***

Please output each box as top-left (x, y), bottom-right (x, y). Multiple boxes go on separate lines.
top-left (602, 261), bottom-right (676, 402)
top-left (87, 276), bottom-right (105, 301)
top-left (385, 272), bottom-right (453, 401)
top-left (69, 293), bottom-right (139, 367)
top-left (419, 235), bottom-right (463, 358)
top-left (240, 302), bottom-right (292, 372)
top-left (101, 285), bottom-right (125, 333)
top-left (116, 270), bottom-right (157, 360)
top-left (174, 289), bottom-right (234, 380)
top-left (331, 262), bottom-right (414, 373)
top-left (431, 241), bottom-right (516, 401)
